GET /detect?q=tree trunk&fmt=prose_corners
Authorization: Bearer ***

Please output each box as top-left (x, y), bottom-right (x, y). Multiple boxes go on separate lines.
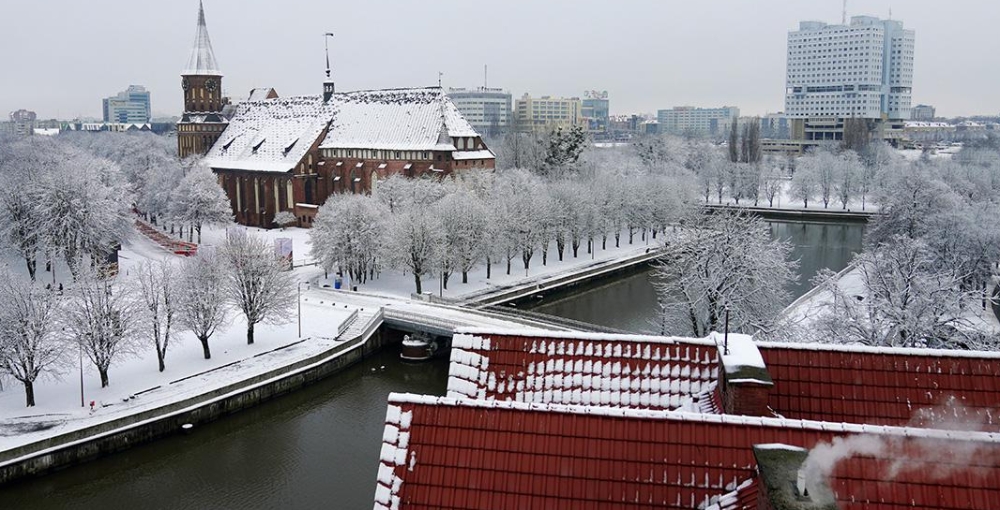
top-left (542, 249), bottom-right (548, 266)
top-left (200, 335), bottom-right (212, 359)
top-left (462, 271), bottom-right (468, 284)
top-left (196, 224), bottom-right (202, 244)
top-left (506, 259), bottom-right (511, 275)
top-left (615, 232), bottom-right (620, 248)
top-left (413, 273), bottom-right (422, 295)
top-left (25, 257), bottom-right (36, 282)
top-left (157, 349), bottom-right (166, 372)
top-left (247, 322), bottom-right (255, 345)
top-left (24, 379), bottom-right (35, 407)
top-left (486, 257), bottom-right (492, 279)
top-left (443, 272), bottom-right (450, 290)
top-left (99, 367), bottom-right (110, 388)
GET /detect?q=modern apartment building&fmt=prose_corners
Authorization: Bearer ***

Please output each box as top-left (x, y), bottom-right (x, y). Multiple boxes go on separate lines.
top-left (447, 87), bottom-right (512, 137)
top-left (656, 106), bottom-right (739, 137)
top-left (103, 85), bottom-right (152, 124)
top-left (514, 94), bottom-right (583, 133)
top-left (911, 104), bottom-right (936, 121)
top-left (785, 16), bottom-right (914, 122)
top-left (582, 90), bottom-right (610, 134)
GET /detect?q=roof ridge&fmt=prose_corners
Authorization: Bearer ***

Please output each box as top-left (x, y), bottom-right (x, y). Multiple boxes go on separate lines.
top-left (455, 328), bottom-right (721, 347)
top-left (387, 392), bottom-right (1000, 443)
top-left (756, 339), bottom-right (1000, 359)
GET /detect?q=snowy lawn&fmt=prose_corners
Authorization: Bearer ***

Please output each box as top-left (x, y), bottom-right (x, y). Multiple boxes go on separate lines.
top-left (0, 231), bottom-right (357, 452)
top-left (321, 233), bottom-right (666, 301)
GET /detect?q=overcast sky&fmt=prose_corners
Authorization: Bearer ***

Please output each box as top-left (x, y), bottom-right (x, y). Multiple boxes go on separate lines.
top-left (2, 0), bottom-right (997, 120)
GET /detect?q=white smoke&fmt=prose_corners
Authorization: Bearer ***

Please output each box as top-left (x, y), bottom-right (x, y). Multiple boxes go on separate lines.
top-left (799, 397), bottom-right (997, 504)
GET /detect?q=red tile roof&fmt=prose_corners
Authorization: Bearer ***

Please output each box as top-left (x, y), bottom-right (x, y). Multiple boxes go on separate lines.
top-left (758, 342), bottom-right (1000, 431)
top-left (447, 331), bottom-right (721, 412)
top-left (375, 395), bottom-right (1000, 510)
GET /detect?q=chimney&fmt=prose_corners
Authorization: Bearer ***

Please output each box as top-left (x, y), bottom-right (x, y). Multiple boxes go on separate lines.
top-left (752, 445), bottom-right (837, 510)
top-left (715, 333), bottom-right (773, 416)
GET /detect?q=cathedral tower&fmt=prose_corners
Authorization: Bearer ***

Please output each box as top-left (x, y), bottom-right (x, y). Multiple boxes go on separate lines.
top-left (177, 1), bottom-right (228, 159)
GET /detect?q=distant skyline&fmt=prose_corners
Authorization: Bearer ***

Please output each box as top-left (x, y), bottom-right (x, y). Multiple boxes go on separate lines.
top-left (1, 0), bottom-right (998, 120)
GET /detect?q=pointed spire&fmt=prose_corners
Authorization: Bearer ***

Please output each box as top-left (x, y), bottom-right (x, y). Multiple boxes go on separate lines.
top-left (323, 33), bottom-right (335, 102)
top-left (183, 1), bottom-right (222, 76)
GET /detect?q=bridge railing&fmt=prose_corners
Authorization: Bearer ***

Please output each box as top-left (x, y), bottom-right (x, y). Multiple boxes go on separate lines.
top-left (479, 305), bottom-right (633, 334)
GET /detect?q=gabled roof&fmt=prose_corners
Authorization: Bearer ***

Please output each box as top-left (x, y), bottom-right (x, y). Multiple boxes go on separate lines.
top-left (758, 341), bottom-right (1000, 431)
top-left (320, 87), bottom-right (479, 151)
top-left (182, 1), bottom-right (222, 76)
top-left (447, 331), bottom-right (721, 412)
top-left (204, 87), bottom-right (489, 174)
top-left (202, 96), bottom-right (333, 173)
top-left (376, 394), bottom-right (1000, 510)
top-left (248, 87), bottom-right (278, 102)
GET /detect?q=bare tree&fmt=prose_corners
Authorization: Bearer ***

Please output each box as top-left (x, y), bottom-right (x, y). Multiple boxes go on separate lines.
top-left (0, 269), bottom-right (65, 406)
top-left (136, 260), bottom-right (177, 372)
top-left (382, 210), bottom-right (443, 295)
top-left (809, 236), bottom-right (995, 350)
top-left (222, 230), bottom-right (296, 345)
top-left (653, 210), bottom-right (798, 337)
top-left (178, 251), bottom-right (229, 359)
top-left (65, 267), bottom-right (139, 388)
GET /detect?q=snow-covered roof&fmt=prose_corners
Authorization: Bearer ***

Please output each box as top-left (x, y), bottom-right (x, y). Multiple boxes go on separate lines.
top-left (248, 87), bottom-right (277, 102)
top-left (447, 332), bottom-right (721, 412)
top-left (182, 1), bottom-right (222, 76)
top-left (320, 87), bottom-right (479, 151)
top-left (452, 149), bottom-right (495, 161)
top-left (203, 96), bottom-right (334, 173)
top-left (204, 87), bottom-right (488, 174)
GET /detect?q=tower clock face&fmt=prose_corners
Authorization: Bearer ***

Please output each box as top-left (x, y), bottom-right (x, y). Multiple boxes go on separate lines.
top-left (206, 79), bottom-right (217, 92)
top-left (181, 78), bottom-right (189, 90)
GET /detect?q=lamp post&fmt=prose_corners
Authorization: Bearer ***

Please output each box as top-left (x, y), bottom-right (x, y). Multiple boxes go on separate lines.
top-left (298, 281), bottom-right (310, 338)
top-left (723, 304), bottom-right (731, 355)
top-left (79, 333), bottom-right (86, 408)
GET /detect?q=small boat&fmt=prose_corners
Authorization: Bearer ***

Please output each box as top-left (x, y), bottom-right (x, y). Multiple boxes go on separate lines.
top-left (400, 332), bottom-right (437, 361)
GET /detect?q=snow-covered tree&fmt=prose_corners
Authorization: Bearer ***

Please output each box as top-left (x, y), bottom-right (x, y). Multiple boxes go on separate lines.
top-left (653, 210), bottom-right (798, 337)
top-left (789, 160), bottom-right (819, 208)
top-left (169, 162), bottom-right (233, 243)
top-left (383, 209), bottom-right (444, 294)
top-left (311, 193), bottom-right (386, 285)
top-left (0, 141), bottom-right (46, 281)
top-left (65, 268), bottom-right (139, 388)
top-left (436, 190), bottom-right (487, 284)
top-left (222, 230), bottom-right (297, 345)
top-left (761, 164), bottom-right (786, 207)
top-left (178, 250), bottom-right (229, 359)
top-left (0, 269), bottom-right (65, 407)
top-left (135, 260), bottom-right (177, 372)
top-left (273, 211), bottom-right (296, 229)
top-left (808, 236), bottom-right (996, 350)
top-left (36, 147), bottom-right (133, 277)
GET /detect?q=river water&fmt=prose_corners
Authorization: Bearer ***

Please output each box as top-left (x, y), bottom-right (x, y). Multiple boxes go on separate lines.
top-left (529, 220), bottom-right (866, 333)
top-left (0, 348), bottom-right (449, 510)
top-left (0, 220), bottom-right (863, 509)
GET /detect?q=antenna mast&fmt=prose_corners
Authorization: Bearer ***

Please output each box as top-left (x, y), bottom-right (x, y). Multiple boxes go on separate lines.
top-left (842, 0), bottom-right (847, 24)
top-left (484, 64), bottom-right (488, 89)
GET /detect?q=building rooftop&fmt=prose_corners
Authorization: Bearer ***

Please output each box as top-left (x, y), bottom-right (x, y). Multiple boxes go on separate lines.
top-left (376, 329), bottom-right (1000, 509)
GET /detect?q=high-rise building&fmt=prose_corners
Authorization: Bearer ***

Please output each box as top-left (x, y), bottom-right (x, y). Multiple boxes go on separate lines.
top-left (581, 90), bottom-right (610, 134)
top-left (447, 87), bottom-right (512, 138)
top-left (102, 85), bottom-right (151, 124)
top-left (514, 94), bottom-right (584, 133)
top-left (656, 106), bottom-right (739, 137)
top-left (785, 16), bottom-right (914, 121)
top-left (911, 104), bottom-right (936, 121)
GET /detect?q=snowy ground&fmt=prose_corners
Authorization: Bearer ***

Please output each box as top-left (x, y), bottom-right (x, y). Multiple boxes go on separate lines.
top-left (782, 264), bottom-right (1000, 337)
top-left (705, 178), bottom-right (881, 213)
top-left (0, 220), bottom-right (660, 453)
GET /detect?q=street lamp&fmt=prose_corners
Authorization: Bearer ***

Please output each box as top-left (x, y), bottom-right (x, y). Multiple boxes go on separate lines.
top-left (723, 304), bottom-right (731, 355)
top-left (298, 281), bottom-right (310, 338)
top-left (79, 332), bottom-right (86, 408)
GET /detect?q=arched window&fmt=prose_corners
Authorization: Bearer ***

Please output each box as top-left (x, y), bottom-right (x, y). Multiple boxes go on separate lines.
top-left (370, 171), bottom-right (379, 195)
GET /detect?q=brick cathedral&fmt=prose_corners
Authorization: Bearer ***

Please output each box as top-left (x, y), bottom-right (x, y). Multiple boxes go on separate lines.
top-left (177, 2), bottom-right (495, 228)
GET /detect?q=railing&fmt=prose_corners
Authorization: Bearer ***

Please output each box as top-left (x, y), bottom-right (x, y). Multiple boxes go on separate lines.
top-left (479, 305), bottom-right (631, 334)
top-left (133, 218), bottom-right (198, 256)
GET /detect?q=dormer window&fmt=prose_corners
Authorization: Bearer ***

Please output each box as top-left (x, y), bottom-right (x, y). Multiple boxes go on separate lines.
top-left (283, 138), bottom-right (298, 157)
top-left (252, 138), bottom-right (266, 155)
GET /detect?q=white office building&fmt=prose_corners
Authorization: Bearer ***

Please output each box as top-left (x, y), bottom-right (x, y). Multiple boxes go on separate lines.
top-left (785, 16), bottom-right (914, 121)
top-left (657, 106), bottom-right (740, 136)
top-left (447, 87), bottom-right (512, 137)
